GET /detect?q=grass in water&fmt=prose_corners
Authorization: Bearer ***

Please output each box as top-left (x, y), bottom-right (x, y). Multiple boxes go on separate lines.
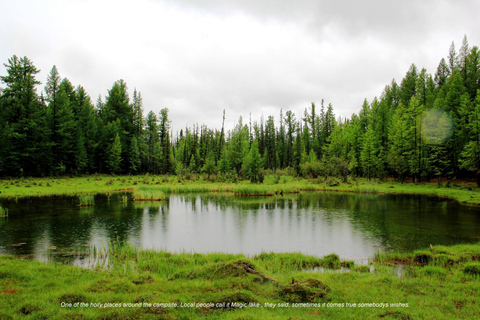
top-left (78, 194), bottom-right (94, 206)
top-left (0, 204), bottom-right (8, 217)
top-left (133, 187), bottom-right (165, 201)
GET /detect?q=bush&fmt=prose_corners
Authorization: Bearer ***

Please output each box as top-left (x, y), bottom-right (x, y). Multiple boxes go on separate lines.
top-left (300, 161), bottom-right (325, 178)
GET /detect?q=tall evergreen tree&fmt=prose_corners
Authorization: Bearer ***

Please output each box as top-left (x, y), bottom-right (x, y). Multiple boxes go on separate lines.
top-left (0, 55), bottom-right (48, 176)
top-left (360, 124), bottom-right (379, 180)
top-left (107, 133), bottom-right (122, 174)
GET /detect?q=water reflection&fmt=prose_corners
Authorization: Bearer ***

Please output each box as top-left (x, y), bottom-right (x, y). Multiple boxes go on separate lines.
top-left (1, 192), bottom-right (480, 261)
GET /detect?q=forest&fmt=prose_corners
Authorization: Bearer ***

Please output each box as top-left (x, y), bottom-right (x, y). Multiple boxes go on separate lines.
top-left (1, 36), bottom-right (480, 186)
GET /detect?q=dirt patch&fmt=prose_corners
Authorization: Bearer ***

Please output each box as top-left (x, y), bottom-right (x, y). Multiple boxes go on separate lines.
top-left (1, 288), bottom-right (17, 294)
top-left (278, 278), bottom-right (330, 303)
top-left (378, 311), bottom-right (412, 319)
top-left (18, 304), bottom-right (41, 315)
top-left (58, 293), bottom-right (88, 304)
top-left (172, 260), bottom-right (276, 283)
top-left (413, 251), bottom-right (432, 264)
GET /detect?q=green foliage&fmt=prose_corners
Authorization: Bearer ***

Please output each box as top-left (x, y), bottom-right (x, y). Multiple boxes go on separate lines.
top-left (463, 262), bottom-right (480, 275)
top-left (242, 141), bottom-right (262, 182)
top-left (1, 38), bottom-right (480, 182)
top-left (360, 124), bottom-right (379, 180)
top-left (0, 204), bottom-right (8, 217)
top-left (107, 134), bottom-right (122, 174)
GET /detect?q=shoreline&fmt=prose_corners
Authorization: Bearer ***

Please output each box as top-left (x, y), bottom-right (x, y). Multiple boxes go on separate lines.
top-left (1, 174), bottom-right (480, 206)
top-left (0, 242), bottom-right (479, 319)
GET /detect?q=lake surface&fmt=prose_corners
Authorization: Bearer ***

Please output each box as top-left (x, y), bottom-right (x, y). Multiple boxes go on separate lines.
top-left (1, 192), bottom-right (480, 263)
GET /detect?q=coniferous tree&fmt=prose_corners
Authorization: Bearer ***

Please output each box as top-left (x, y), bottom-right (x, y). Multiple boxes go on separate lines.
top-left (360, 124), bottom-right (379, 180)
top-left (460, 91), bottom-right (480, 185)
top-left (284, 110), bottom-right (297, 168)
top-left (388, 103), bottom-right (410, 182)
top-left (159, 108), bottom-right (173, 174)
top-left (242, 141), bottom-right (262, 182)
top-left (55, 81), bottom-right (77, 173)
top-left (448, 41), bottom-right (458, 74)
top-left (435, 58), bottom-right (451, 88)
top-left (0, 55), bottom-right (48, 176)
top-left (128, 136), bottom-right (141, 174)
top-left (107, 133), bottom-right (122, 174)
top-left (145, 111), bottom-right (159, 173)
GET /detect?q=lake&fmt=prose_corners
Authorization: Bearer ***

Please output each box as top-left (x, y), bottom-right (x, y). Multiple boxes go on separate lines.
top-left (1, 192), bottom-right (479, 263)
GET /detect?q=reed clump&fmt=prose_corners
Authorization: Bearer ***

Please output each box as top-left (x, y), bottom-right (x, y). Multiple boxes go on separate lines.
top-left (133, 188), bottom-right (165, 201)
top-left (0, 204), bottom-right (8, 217)
top-left (78, 194), bottom-right (94, 206)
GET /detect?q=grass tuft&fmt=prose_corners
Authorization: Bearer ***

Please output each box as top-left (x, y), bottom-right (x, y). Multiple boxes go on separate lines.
top-left (78, 194), bottom-right (94, 206)
top-left (0, 204), bottom-right (8, 217)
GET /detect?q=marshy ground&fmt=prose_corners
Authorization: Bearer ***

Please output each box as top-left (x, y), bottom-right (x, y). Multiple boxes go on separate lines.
top-left (0, 242), bottom-right (480, 319)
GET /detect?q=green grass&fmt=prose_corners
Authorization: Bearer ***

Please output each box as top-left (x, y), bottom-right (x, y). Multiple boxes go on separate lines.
top-left (78, 194), bottom-right (95, 206)
top-left (133, 187), bottom-right (165, 201)
top-left (1, 175), bottom-right (480, 205)
top-left (0, 204), bottom-right (8, 217)
top-left (1, 242), bottom-right (480, 319)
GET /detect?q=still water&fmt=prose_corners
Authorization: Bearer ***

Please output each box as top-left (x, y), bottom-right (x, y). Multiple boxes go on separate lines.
top-left (1, 192), bottom-right (479, 261)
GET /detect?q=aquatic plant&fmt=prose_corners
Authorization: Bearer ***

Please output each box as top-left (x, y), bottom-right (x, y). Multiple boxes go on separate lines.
top-left (0, 205), bottom-right (8, 217)
top-left (133, 188), bottom-right (165, 201)
top-left (78, 194), bottom-right (94, 206)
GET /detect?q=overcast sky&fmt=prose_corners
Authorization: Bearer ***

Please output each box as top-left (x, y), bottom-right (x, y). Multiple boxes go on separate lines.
top-left (1, 0), bottom-right (480, 132)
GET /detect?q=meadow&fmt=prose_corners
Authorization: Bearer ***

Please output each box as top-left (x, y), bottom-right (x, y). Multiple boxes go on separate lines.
top-left (1, 174), bottom-right (480, 318)
top-left (0, 242), bottom-right (479, 319)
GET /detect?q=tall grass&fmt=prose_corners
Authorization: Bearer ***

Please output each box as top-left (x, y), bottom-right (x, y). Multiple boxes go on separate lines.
top-left (133, 187), bottom-right (165, 201)
top-left (0, 204), bottom-right (8, 217)
top-left (3, 242), bottom-right (480, 319)
top-left (78, 194), bottom-right (94, 206)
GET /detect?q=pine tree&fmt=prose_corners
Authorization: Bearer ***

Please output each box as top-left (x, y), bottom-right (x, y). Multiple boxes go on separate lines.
top-left (460, 91), bottom-right (480, 185)
top-left (388, 103), bottom-right (410, 182)
top-left (145, 111), bottom-right (159, 173)
top-left (458, 35), bottom-right (470, 84)
top-left (55, 82), bottom-right (76, 173)
top-left (0, 55), bottom-right (48, 176)
top-left (128, 136), bottom-right (141, 174)
top-left (75, 129), bottom-right (88, 174)
top-left (284, 110), bottom-right (297, 168)
top-left (466, 46), bottom-right (480, 99)
top-left (104, 79), bottom-right (133, 172)
top-left (435, 58), bottom-right (450, 88)
top-left (360, 124), bottom-right (379, 180)
top-left (159, 108), bottom-right (172, 174)
top-left (218, 147), bottom-right (231, 174)
top-left (202, 150), bottom-right (217, 178)
top-left (448, 41), bottom-right (458, 74)
top-left (107, 133), bottom-right (122, 174)
top-left (242, 141), bottom-right (261, 182)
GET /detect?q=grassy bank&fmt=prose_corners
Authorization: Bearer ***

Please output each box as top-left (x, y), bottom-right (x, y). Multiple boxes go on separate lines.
top-left (1, 174), bottom-right (480, 205)
top-left (1, 242), bottom-right (480, 319)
